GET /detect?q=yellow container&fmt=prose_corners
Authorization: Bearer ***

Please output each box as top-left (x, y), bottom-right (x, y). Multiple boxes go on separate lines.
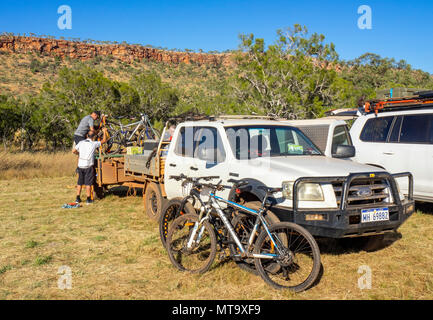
top-left (126, 146), bottom-right (143, 155)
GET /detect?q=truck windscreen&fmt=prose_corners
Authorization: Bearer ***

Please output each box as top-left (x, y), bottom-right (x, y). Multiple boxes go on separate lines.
top-left (225, 125), bottom-right (322, 160)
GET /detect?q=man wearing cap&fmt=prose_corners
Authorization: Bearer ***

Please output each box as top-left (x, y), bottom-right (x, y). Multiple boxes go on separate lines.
top-left (73, 111), bottom-right (101, 145)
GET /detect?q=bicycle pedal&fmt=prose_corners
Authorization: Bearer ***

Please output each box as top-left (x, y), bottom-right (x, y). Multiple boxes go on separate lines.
top-left (218, 251), bottom-right (228, 261)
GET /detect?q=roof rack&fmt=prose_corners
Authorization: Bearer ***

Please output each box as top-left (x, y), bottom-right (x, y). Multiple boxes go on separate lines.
top-left (168, 113), bottom-right (280, 123)
top-left (214, 114), bottom-right (279, 121)
top-left (363, 90), bottom-right (433, 115)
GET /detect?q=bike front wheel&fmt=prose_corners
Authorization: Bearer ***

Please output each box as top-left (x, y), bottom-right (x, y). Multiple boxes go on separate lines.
top-left (254, 222), bottom-right (321, 292)
top-left (166, 213), bottom-right (217, 274)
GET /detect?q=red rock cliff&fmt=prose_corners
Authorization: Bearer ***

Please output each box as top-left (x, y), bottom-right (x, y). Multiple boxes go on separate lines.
top-left (0, 36), bottom-right (233, 67)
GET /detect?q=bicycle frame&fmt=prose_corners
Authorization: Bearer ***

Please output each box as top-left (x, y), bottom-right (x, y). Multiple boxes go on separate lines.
top-left (111, 114), bottom-right (158, 142)
top-left (186, 190), bottom-right (283, 260)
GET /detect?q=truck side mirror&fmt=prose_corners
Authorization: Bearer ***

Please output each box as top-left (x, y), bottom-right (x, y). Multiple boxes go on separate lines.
top-left (333, 145), bottom-right (356, 158)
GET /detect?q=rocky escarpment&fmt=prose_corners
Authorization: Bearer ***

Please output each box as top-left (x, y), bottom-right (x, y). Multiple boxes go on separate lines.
top-left (0, 36), bottom-right (233, 67)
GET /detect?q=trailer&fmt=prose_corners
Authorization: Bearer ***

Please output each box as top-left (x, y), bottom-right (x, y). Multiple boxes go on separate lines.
top-left (94, 134), bottom-right (170, 220)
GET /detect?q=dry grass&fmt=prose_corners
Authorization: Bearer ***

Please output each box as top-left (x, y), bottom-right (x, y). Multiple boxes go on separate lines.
top-left (0, 152), bottom-right (76, 180)
top-left (0, 175), bottom-right (432, 300)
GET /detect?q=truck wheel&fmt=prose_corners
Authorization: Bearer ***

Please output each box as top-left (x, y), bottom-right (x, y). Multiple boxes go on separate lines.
top-left (144, 182), bottom-right (163, 221)
top-left (229, 201), bottom-right (280, 275)
top-left (93, 185), bottom-right (106, 199)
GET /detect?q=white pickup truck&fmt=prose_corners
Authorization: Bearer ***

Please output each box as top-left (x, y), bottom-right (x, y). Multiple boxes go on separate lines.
top-left (97, 116), bottom-right (415, 239)
top-left (160, 116), bottom-right (415, 238)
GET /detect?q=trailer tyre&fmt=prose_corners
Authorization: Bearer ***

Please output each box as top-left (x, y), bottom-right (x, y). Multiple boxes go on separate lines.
top-left (93, 185), bottom-right (106, 199)
top-left (144, 182), bottom-right (163, 221)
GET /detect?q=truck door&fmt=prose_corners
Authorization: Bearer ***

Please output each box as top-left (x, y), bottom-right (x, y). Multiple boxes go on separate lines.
top-left (164, 126), bottom-right (198, 199)
top-left (356, 115), bottom-right (395, 169)
top-left (191, 126), bottom-right (231, 199)
top-left (382, 114), bottom-right (433, 199)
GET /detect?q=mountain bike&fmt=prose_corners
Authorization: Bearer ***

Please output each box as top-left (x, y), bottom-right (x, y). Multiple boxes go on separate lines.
top-left (165, 174), bottom-right (321, 292)
top-left (98, 113), bottom-right (161, 154)
top-left (159, 176), bottom-right (281, 275)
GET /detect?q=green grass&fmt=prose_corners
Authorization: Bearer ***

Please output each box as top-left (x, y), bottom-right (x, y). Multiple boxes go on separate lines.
top-left (25, 240), bottom-right (39, 249)
top-left (34, 255), bottom-right (52, 266)
top-left (0, 176), bottom-right (432, 299)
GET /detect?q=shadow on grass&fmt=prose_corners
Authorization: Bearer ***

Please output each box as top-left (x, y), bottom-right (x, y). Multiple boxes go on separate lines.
top-left (415, 201), bottom-right (433, 214)
top-left (105, 186), bottom-right (143, 198)
top-left (210, 252), bottom-right (325, 291)
top-left (316, 232), bottom-right (402, 255)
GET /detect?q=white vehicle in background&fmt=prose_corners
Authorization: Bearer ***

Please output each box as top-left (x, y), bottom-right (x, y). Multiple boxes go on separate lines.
top-left (281, 118), bottom-right (355, 158)
top-left (350, 90), bottom-right (433, 203)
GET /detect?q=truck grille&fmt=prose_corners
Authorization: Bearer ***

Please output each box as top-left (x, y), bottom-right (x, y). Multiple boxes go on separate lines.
top-left (333, 178), bottom-right (390, 207)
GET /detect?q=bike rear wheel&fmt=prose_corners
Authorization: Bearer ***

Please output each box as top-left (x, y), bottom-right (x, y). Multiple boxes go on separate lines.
top-left (105, 129), bottom-right (123, 154)
top-left (159, 198), bottom-right (196, 248)
top-left (167, 214), bottom-right (217, 274)
top-left (254, 222), bottom-right (321, 292)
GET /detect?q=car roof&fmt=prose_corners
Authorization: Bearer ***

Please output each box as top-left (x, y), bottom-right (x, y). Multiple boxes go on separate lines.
top-left (281, 118), bottom-right (347, 126)
top-left (181, 119), bottom-right (295, 127)
top-left (360, 107), bottom-right (433, 118)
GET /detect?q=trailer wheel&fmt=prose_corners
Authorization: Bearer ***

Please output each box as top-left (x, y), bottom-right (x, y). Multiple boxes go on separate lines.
top-left (144, 182), bottom-right (163, 220)
top-left (93, 185), bottom-right (106, 200)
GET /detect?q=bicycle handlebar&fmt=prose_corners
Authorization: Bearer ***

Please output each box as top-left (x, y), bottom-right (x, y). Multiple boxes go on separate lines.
top-left (169, 174), bottom-right (220, 182)
top-left (227, 179), bottom-right (249, 188)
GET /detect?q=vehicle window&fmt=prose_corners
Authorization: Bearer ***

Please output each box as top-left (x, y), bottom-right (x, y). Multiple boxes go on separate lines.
top-left (194, 127), bottom-right (226, 163)
top-left (360, 116), bottom-right (394, 142)
top-left (400, 114), bottom-right (433, 144)
top-left (298, 125), bottom-right (329, 153)
top-left (174, 127), bottom-right (198, 157)
top-left (331, 125), bottom-right (352, 155)
top-left (388, 116), bottom-right (402, 143)
top-left (225, 125), bottom-right (322, 160)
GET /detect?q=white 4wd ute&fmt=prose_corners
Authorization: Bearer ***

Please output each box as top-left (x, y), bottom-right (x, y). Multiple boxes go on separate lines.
top-left (163, 117), bottom-right (415, 238)
top-left (350, 91), bottom-right (433, 203)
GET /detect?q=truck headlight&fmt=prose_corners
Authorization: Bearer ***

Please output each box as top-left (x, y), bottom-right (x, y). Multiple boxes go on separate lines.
top-left (282, 181), bottom-right (324, 201)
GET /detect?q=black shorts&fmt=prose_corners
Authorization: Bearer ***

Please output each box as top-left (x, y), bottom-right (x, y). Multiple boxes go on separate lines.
top-left (74, 135), bottom-right (86, 145)
top-left (77, 167), bottom-right (95, 186)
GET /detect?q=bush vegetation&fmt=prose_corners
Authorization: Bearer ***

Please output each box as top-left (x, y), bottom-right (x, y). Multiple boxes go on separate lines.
top-left (1, 25), bottom-right (433, 151)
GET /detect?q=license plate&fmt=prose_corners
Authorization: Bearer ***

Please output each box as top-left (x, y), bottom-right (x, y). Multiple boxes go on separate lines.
top-left (361, 207), bottom-right (389, 223)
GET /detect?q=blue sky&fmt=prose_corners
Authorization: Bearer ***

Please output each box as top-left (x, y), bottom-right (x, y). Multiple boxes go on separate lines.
top-left (1, 0), bottom-right (433, 73)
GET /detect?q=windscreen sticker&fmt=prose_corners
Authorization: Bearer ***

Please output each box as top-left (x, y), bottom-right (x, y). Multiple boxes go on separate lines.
top-left (287, 144), bottom-right (304, 154)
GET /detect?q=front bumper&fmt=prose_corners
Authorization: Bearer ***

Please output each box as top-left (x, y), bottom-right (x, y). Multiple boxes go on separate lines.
top-left (275, 172), bottom-right (415, 238)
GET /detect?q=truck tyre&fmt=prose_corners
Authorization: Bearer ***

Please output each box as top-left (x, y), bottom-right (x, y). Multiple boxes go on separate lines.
top-left (144, 182), bottom-right (163, 221)
top-left (229, 201), bottom-right (280, 275)
top-left (93, 185), bottom-right (106, 199)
